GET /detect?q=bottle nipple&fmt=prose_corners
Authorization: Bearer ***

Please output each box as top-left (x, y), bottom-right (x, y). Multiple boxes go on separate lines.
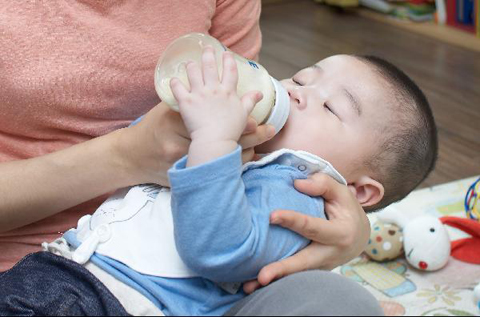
top-left (265, 77), bottom-right (290, 133)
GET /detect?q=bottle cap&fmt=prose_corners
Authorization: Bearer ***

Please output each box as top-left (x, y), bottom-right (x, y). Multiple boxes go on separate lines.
top-left (266, 77), bottom-right (290, 134)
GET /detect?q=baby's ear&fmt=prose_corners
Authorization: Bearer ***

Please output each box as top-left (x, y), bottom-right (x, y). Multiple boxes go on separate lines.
top-left (348, 176), bottom-right (384, 207)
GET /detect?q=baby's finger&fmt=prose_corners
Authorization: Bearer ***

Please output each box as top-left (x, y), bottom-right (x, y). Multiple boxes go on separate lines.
top-left (221, 52), bottom-right (238, 91)
top-left (239, 124), bottom-right (275, 149)
top-left (202, 46), bottom-right (220, 86)
top-left (185, 61), bottom-right (203, 90)
top-left (241, 91), bottom-right (263, 115)
top-left (170, 77), bottom-right (190, 103)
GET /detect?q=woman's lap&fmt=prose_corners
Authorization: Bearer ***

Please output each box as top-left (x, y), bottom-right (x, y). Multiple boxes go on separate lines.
top-left (0, 252), bottom-right (127, 316)
top-left (226, 270), bottom-right (384, 316)
top-left (0, 252), bottom-right (383, 316)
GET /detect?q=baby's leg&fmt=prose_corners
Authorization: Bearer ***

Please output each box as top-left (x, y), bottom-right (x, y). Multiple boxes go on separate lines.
top-left (225, 270), bottom-right (384, 316)
top-left (0, 252), bottom-right (127, 316)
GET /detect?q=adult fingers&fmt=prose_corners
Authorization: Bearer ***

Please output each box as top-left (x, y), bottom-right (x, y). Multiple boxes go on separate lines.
top-left (221, 52), bottom-right (238, 91)
top-left (294, 174), bottom-right (348, 202)
top-left (270, 210), bottom-right (345, 245)
top-left (202, 46), bottom-right (220, 86)
top-left (295, 174), bottom-right (367, 222)
top-left (242, 280), bottom-right (262, 294)
top-left (256, 246), bottom-right (314, 287)
top-left (293, 173), bottom-right (369, 248)
top-left (238, 124), bottom-right (275, 149)
top-left (241, 148), bottom-right (255, 164)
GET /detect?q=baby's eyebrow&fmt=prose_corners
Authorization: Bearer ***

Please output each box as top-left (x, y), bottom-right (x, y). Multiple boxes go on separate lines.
top-left (343, 87), bottom-right (362, 116)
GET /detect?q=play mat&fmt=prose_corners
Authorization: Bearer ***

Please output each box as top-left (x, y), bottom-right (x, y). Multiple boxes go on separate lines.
top-left (332, 176), bottom-right (480, 316)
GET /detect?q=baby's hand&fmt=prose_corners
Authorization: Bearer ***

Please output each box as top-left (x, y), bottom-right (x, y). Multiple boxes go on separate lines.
top-left (170, 47), bottom-right (262, 145)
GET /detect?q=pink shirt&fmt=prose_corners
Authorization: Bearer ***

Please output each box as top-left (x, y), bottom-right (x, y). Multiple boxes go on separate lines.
top-left (0, 0), bottom-right (262, 271)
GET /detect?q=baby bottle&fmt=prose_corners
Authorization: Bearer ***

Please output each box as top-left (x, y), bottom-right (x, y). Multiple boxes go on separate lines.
top-left (154, 33), bottom-right (290, 134)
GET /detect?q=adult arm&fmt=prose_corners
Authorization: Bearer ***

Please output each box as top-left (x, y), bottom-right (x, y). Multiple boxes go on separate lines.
top-left (243, 173), bottom-right (371, 293)
top-left (0, 105), bottom-right (185, 233)
top-left (0, 103), bottom-right (274, 233)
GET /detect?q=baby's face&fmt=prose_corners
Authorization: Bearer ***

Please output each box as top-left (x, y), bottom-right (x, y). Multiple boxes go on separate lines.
top-left (256, 55), bottom-right (390, 182)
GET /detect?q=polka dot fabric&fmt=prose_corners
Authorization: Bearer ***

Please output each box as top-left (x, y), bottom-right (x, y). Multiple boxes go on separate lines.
top-left (365, 221), bottom-right (404, 262)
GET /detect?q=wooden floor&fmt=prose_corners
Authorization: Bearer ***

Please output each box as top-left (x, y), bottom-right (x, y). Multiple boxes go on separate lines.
top-left (260, 0), bottom-right (480, 188)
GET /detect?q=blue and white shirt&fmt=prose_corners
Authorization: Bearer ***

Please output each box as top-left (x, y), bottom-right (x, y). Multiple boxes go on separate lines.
top-left (64, 147), bottom-right (345, 316)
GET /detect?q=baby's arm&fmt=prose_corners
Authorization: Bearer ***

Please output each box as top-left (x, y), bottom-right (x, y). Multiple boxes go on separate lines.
top-left (169, 148), bottom-right (324, 282)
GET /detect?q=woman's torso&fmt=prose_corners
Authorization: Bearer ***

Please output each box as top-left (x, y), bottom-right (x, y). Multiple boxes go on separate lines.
top-left (0, 0), bottom-right (261, 271)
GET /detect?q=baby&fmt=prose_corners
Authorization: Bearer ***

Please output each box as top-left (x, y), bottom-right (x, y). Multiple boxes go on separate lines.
top-left (47, 48), bottom-right (438, 316)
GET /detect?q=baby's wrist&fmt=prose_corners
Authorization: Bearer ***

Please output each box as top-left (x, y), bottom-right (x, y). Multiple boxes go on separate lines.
top-left (187, 139), bottom-right (238, 167)
top-left (189, 138), bottom-right (238, 153)
top-left (190, 129), bottom-right (239, 145)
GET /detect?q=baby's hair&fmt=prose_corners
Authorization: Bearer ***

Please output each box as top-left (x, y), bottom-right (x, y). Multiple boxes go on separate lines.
top-left (355, 55), bottom-right (438, 212)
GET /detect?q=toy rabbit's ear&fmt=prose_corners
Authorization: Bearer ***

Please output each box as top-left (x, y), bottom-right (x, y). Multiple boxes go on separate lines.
top-left (440, 217), bottom-right (480, 265)
top-left (440, 217), bottom-right (480, 238)
top-left (377, 206), bottom-right (409, 228)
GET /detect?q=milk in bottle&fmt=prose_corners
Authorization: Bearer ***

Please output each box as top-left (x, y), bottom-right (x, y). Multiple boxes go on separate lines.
top-left (154, 33), bottom-right (290, 134)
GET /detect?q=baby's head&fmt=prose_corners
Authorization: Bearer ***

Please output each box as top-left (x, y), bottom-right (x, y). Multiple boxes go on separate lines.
top-left (256, 55), bottom-right (438, 211)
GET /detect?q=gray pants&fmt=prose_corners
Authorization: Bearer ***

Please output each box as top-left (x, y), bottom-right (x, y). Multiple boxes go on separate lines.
top-left (226, 270), bottom-right (384, 316)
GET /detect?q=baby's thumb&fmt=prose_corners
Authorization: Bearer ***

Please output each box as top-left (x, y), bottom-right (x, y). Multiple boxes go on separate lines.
top-left (242, 91), bottom-right (263, 115)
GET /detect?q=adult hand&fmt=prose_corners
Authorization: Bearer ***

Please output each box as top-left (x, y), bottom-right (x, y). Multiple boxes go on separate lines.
top-left (243, 173), bottom-right (370, 294)
top-left (116, 103), bottom-right (274, 187)
top-left (240, 118), bottom-right (276, 163)
top-left (117, 103), bottom-right (190, 187)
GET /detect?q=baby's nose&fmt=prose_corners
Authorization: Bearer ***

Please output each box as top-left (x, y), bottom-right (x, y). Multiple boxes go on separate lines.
top-left (288, 90), bottom-right (303, 108)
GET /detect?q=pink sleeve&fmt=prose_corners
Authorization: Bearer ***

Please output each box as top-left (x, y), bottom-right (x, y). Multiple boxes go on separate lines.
top-left (209, 0), bottom-right (262, 61)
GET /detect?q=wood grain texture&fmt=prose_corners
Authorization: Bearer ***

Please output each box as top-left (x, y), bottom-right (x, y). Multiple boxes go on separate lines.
top-left (260, 0), bottom-right (480, 188)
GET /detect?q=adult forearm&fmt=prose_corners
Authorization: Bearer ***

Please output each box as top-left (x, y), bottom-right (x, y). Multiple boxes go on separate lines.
top-left (0, 129), bottom-right (134, 233)
top-left (0, 100), bottom-right (274, 234)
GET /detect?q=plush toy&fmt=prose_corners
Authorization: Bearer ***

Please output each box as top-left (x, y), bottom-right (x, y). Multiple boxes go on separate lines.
top-left (377, 211), bottom-right (451, 271)
top-left (465, 177), bottom-right (480, 222)
top-left (441, 216), bottom-right (480, 265)
top-left (365, 221), bottom-right (404, 262)
top-left (373, 208), bottom-right (480, 272)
